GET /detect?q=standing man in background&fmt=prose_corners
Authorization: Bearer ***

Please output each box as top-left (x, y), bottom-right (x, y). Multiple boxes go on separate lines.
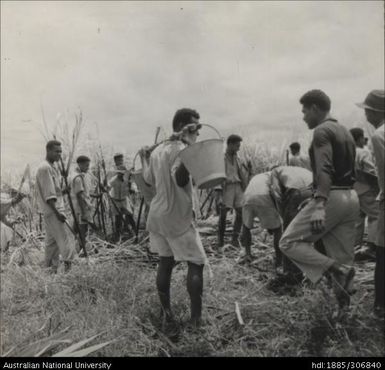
top-left (356, 89), bottom-right (385, 318)
top-left (109, 168), bottom-right (136, 240)
top-left (216, 134), bottom-right (248, 250)
top-left (71, 155), bottom-right (94, 252)
top-left (288, 142), bottom-right (311, 170)
top-left (107, 153), bottom-right (136, 240)
top-left (240, 166), bottom-right (313, 285)
top-left (349, 128), bottom-right (379, 259)
top-left (36, 140), bottom-right (76, 273)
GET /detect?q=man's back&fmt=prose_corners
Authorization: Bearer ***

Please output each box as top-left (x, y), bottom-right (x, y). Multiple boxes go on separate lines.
top-left (309, 119), bottom-right (356, 197)
top-left (144, 140), bottom-right (193, 238)
top-left (270, 166), bottom-right (313, 200)
top-left (289, 154), bottom-right (311, 171)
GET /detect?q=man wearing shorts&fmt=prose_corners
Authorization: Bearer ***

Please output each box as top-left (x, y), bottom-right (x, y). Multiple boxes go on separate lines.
top-left (140, 108), bottom-right (207, 328)
top-left (216, 134), bottom-right (248, 249)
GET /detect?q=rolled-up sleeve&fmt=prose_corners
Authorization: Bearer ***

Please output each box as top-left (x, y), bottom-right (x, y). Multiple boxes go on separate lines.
top-left (72, 176), bottom-right (84, 195)
top-left (37, 167), bottom-right (57, 203)
top-left (360, 149), bottom-right (377, 176)
top-left (312, 127), bottom-right (334, 200)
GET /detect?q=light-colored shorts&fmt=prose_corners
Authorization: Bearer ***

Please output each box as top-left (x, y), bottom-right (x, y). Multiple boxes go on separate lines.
top-left (149, 225), bottom-right (207, 265)
top-left (242, 203), bottom-right (281, 230)
top-left (223, 183), bottom-right (244, 209)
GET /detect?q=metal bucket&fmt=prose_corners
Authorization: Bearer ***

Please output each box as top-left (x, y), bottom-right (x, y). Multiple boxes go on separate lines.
top-left (179, 124), bottom-right (226, 189)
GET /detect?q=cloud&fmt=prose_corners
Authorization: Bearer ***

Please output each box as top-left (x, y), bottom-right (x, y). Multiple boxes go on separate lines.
top-left (1, 1), bottom-right (384, 172)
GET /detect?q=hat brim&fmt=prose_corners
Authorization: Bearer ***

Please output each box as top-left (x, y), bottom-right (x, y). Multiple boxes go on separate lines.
top-left (356, 102), bottom-right (385, 112)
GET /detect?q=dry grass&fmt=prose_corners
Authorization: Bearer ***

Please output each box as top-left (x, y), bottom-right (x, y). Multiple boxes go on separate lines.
top-left (1, 138), bottom-right (384, 357)
top-left (1, 216), bottom-right (384, 357)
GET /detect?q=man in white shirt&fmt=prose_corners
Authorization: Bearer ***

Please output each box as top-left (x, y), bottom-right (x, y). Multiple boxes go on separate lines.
top-left (35, 140), bottom-right (76, 273)
top-left (140, 108), bottom-right (207, 329)
top-left (349, 128), bottom-right (379, 259)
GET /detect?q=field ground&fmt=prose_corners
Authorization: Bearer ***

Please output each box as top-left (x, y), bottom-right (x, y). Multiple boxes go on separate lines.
top-left (1, 216), bottom-right (384, 357)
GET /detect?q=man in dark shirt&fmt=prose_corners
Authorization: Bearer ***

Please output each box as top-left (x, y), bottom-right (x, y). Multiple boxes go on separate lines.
top-left (279, 90), bottom-right (360, 309)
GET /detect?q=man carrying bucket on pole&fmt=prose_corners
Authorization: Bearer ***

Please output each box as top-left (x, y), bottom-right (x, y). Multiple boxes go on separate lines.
top-left (139, 108), bottom-right (207, 330)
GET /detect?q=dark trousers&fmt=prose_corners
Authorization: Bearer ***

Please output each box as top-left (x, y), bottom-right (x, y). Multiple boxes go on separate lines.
top-left (218, 207), bottom-right (242, 247)
top-left (115, 213), bottom-right (136, 236)
top-left (375, 246), bottom-right (385, 308)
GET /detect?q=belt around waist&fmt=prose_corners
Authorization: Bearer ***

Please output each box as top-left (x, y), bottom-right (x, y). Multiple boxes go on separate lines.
top-left (330, 186), bottom-right (353, 190)
top-left (226, 181), bottom-right (241, 185)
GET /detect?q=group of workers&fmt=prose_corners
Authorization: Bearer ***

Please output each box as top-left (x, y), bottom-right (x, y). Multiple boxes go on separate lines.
top-left (1, 88), bottom-right (383, 329)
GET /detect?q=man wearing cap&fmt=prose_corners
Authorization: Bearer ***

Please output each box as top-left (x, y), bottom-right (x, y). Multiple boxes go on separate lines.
top-left (349, 128), bottom-right (379, 259)
top-left (288, 142), bottom-right (311, 170)
top-left (71, 155), bottom-right (94, 250)
top-left (35, 140), bottom-right (76, 273)
top-left (215, 134), bottom-right (248, 250)
top-left (279, 90), bottom-right (359, 309)
top-left (356, 89), bottom-right (385, 318)
top-left (139, 108), bottom-right (207, 329)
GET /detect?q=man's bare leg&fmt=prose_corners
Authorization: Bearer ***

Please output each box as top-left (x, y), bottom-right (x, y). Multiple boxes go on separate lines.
top-left (218, 207), bottom-right (228, 249)
top-left (187, 262), bottom-right (204, 326)
top-left (156, 256), bottom-right (175, 321)
top-left (240, 225), bottom-right (252, 259)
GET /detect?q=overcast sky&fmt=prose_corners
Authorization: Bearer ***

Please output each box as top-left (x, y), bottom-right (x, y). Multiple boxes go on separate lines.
top-left (1, 1), bottom-right (384, 174)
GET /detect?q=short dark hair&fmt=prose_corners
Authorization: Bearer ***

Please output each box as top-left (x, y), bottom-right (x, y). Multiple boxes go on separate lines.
top-left (227, 134), bottom-right (243, 145)
top-left (113, 153), bottom-right (123, 161)
top-left (76, 155), bottom-right (91, 164)
top-left (172, 108), bottom-right (200, 132)
top-left (299, 90), bottom-right (331, 112)
top-left (350, 128), bottom-right (364, 142)
top-left (289, 142), bottom-right (300, 151)
top-left (46, 140), bottom-right (61, 151)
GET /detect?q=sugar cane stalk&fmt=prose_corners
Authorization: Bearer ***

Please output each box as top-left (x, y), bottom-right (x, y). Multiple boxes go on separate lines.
top-left (59, 158), bottom-right (87, 258)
